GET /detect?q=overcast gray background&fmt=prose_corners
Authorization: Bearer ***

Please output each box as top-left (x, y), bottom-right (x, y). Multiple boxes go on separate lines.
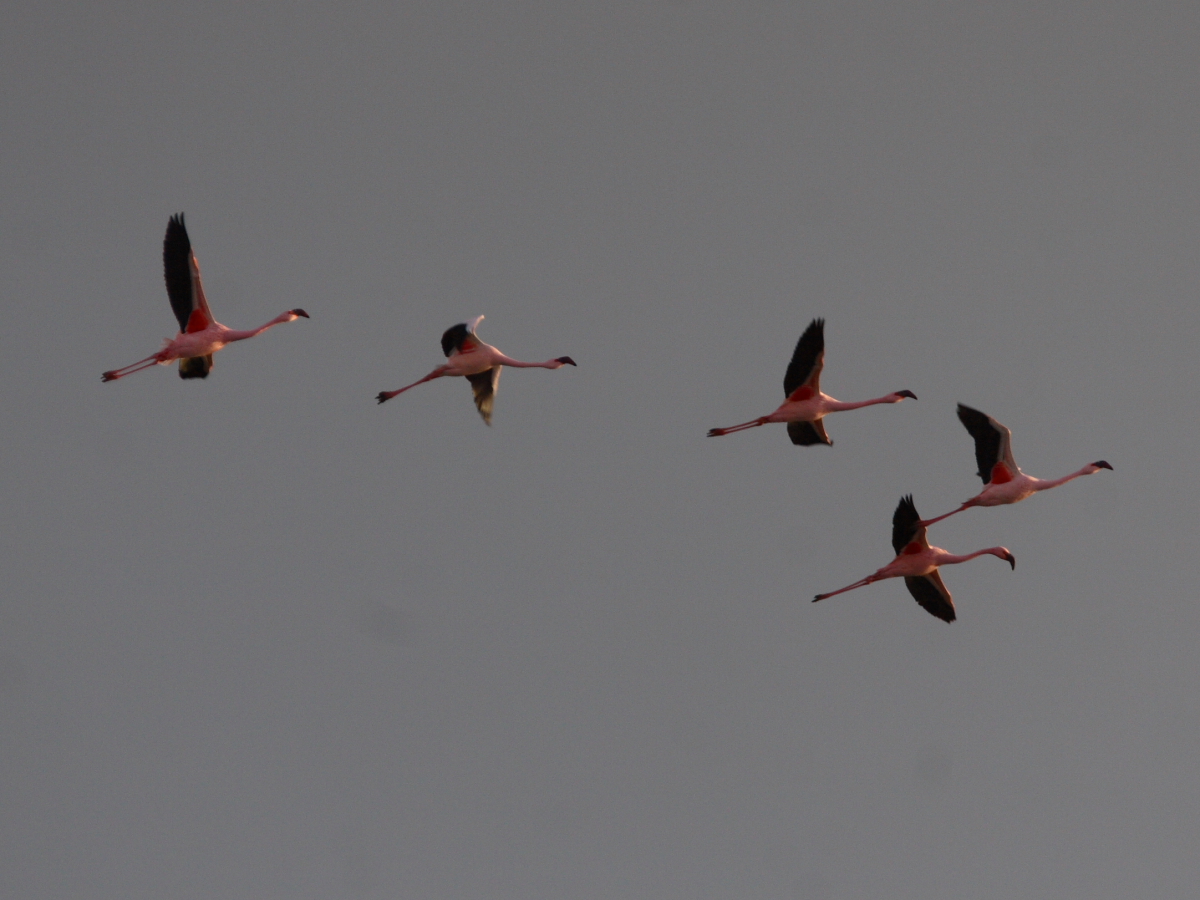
top-left (2, 2), bottom-right (1198, 898)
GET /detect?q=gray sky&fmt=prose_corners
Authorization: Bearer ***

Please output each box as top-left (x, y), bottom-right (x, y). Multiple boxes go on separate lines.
top-left (2, 3), bottom-right (1198, 898)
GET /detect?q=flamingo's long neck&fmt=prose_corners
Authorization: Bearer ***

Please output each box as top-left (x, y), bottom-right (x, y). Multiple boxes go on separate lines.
top-left (491, 354), bottom-right (560, 369)
top-left (938, 547), bottom-right (1006, 566)
top-left (222, 312), bottom-right (296, 343)
top-left (824, 394), bottom-right (899, 412)
top-left (1031, 466), bottom-right (1096, 492)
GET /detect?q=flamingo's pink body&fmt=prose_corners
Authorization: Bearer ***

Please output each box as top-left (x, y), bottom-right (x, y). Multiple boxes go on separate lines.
top-left (813, 496), bottom-right (1014, 623)
top-left (707, 318), bottom-right (915, 445)
top-left (102, 214), bottom-right (308, 382)
top-left (376, 316), bottom-right (575, 424)
top-left (921, 404), bottom-right (1112, 527)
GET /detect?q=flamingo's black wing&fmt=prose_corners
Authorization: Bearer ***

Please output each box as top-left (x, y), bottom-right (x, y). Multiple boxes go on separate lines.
top-left (782, 318), bottom-right (825, 397)
top-left (163, 214), bottom-right (216, 379)
top-left (957, 404), bottom-right (1012, 485)
top-left (163, 214), bottom-right (198, 333)
top-left (179, 354), bottom-right (213, 379)
top-left (787, 420), bottom-right (832, 446)
top-left (441, 323), bottom-right (471, 357)
top-left (891, 494), bottom-right (924, 555)
top-left (466, 367), bottom-right (501, 425)
top-left (904, 572), bottom-right (956, 623)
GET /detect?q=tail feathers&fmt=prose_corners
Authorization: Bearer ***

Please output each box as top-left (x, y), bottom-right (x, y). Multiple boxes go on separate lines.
top-left (178, 355), bottom-right (213, 379)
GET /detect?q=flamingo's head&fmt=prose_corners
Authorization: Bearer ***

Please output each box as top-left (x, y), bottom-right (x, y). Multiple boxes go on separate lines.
top-left (996, 548), bottom-right (1016, 569)
top-left (895, 390), bottom-right (917, 400)
top-left (290, 308), bottom-right (310, 319)
top-left (1090, 460), bottom-right (1113, 471)
top-left (554, 356), bottom-right (577, 367)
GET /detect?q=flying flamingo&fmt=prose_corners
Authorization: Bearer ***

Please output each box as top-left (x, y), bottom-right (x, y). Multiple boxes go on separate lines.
top-left (102, 214), bottom-right (309, 382)
top-left (813, 495), bottom-right (1015, 623)
top-left (919, 404), bottom-right (1113, 527)
top-left (707, 318), bottom-right (916, 445)
top-left (375, 316), bottom-right (576, 424)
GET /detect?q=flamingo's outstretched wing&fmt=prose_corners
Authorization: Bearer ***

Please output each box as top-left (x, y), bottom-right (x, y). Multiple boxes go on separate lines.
top-left (957, 404), bottom-right (1017, 485)
top-left (441, 316), bottom-right (486, 358)
top-left (178, 354), bottom-right (213, 379)
top-left (904, 572), bottom-right (956, 623)
top-left (787, 419), bottom-right (832, 446)
top-left (783, 318), bottom-right (825, 397)
top-left (441, 323), bottom-right (469, 357)
top-left (891, 495), bottom-right (928, 555)
top-left (163, 214), bottom-right (215, 379)
top-left (163, 214), bottom-right (214, 333)
top-left (466, 367), bottom-right (501, 425)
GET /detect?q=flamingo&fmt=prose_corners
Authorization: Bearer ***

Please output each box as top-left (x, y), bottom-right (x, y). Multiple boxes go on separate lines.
top-left (102, 214), bottom-right (309, 382)
top-left (707, 318), bottom-right (916, 445)
top-left (375, 316), bottom-right (576, 424)
top-left (919, 404), bottom-right (1113, 527)
top-left (813, 495), bottom-right (1014, 623)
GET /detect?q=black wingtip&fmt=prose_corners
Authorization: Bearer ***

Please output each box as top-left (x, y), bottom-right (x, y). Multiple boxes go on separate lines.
top-left (556, 356), bottom-right (576, 366)
top-left (1092, 460), bottom-right (1113, 470)
top-left (897, 390), bottom-right (917, 400)
top-left (292, 308), bottom-right (310, 318)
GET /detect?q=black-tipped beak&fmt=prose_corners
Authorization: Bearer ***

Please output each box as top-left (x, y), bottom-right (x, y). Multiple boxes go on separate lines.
top-left (1092, 460), bottom-right (1113, 470)
top-left (292, 308), bottom-right (310, 318)
top-left (556, 356), bottom-right (577, 366)
top-left (897, 390), bottom-right (917, 400)
top-left (1005, 553), bottom-right (1016, 569)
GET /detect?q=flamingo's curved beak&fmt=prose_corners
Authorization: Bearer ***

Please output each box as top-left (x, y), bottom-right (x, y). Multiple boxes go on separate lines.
top-left (291, 308), bottom-right (310, 318)
top-left (556, 356), bottom-right (577, 366)
top-left (1092, 460), bottom-right (1113, 470)
top-left (896, 390), bottom-right (917, 400)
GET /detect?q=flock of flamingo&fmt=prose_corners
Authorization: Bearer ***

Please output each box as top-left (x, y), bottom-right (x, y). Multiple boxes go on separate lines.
top-left (104, 215), bottom-right (1112, 622)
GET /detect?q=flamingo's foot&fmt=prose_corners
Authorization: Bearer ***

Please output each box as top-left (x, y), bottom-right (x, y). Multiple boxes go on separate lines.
top-left (101, 371), bottom-right (120, 382)
top-left (376, 392), bottom-right (392, 404)
top-left (707, 428), bottom-right (726, 437)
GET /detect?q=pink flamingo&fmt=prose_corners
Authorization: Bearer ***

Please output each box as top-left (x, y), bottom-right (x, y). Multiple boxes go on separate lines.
top-left (813, 495), bottom-right (1015, 623)
top-left (920, 404), bottom-right (1112, 527)
top-left (102, 214), bottom-right (309, 382)
top-left (376, 316), bottom-right (576, 424)
top-left (707, 318), bottom-right (916, 445)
